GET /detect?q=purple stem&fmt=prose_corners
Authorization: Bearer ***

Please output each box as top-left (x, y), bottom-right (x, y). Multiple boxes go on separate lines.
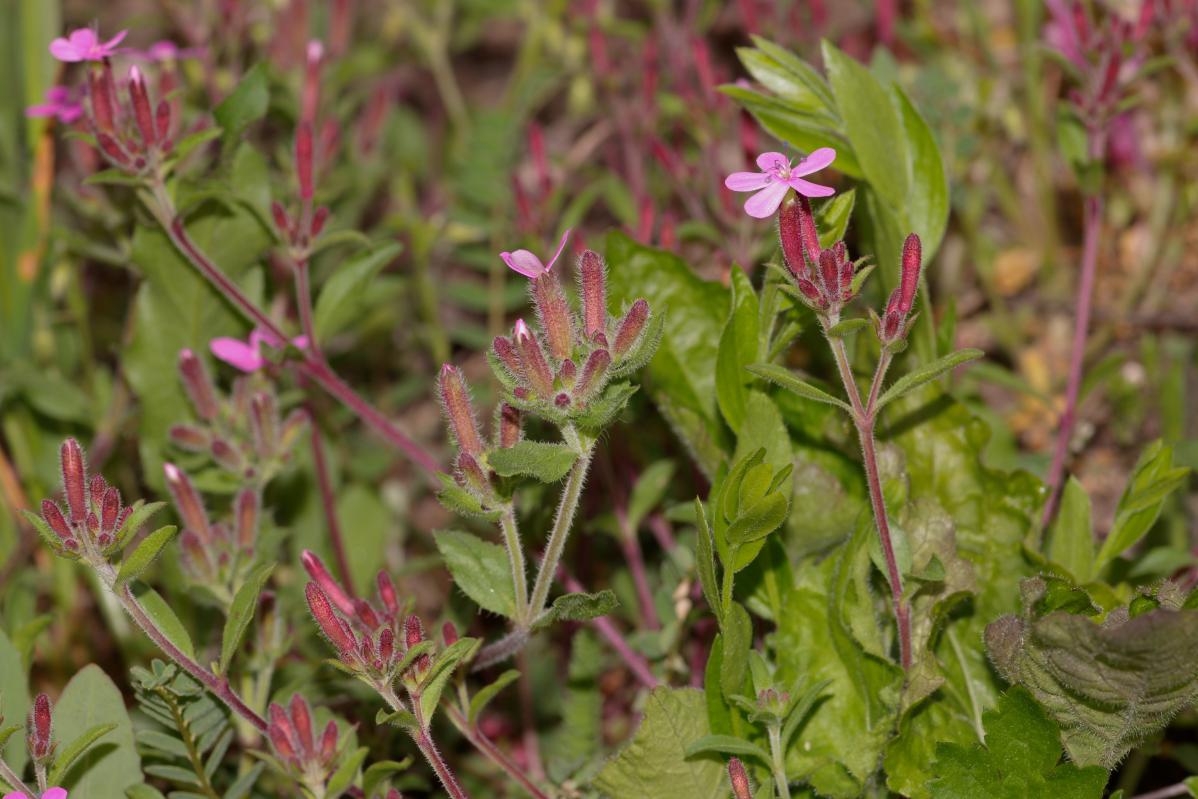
top-left (444, 705), bottom-right (550, 799)
top-left (563, 571), bottom-right (659, 689)
top-left (619, 517), bottom-right (661, 630)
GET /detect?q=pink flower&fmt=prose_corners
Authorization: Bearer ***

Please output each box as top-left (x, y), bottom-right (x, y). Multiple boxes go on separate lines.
top-left (210, 330), bottom-right (309, 372)
top-left (137, 40), bottom-right (206, 62)
top-left (4, 789), bottom-right (68, 799)
top-left (500, 229), bottom-right (572, 279)
top-left (25, 86), bottom-right (83, 124)
top-left (49, 28), bottom-right (128, 62)
top-left (724, 148), bottom-right (837, 219)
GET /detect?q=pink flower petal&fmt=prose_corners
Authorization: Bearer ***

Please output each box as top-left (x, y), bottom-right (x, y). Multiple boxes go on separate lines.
top-left (210, 337), bottom-right (264, 372)
top-left (292, 335), bottom-right (310, 351)
top-left (44, 790), bottom-right (69, 799)
top-left (249, 329), bottom-right (279, 349)
top-left (543, 229), bottom-right (572, 272)
top-left (2, 792), bottom-right (31, 799)
top-left (68, 28), bottom-right (98, 53)
top-left (101, 30), bottom-right (128, 52)
top-left (786, 177), bottom-right (836, 198)
top-left (743, 182), bottom-right (790, 218)
top-left (793, 147), bottom-right (837, 176)
top-left (25, 104), bottom-right (57, 118)
top-left (724, 171), bottom-right (771, 191)
top-left (59, 105), bottom-right (83, 123)
top-left (501, 250), bottom-right (546, 279)
top-left (755, 151), bottom-right (789, 172)
top-left (49, 38), bottom-right (82, 61)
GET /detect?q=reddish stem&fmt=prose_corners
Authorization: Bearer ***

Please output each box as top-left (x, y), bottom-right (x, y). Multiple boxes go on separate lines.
top-left (619, 522), bottom-right (661, 630)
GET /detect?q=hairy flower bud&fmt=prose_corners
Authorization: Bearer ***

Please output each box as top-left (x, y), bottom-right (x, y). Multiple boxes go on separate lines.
top-left (728, 757), bottom-right (752, 799)
top-left (438, 365), bottom-right (484, 457)
top-left (319, 719), bottom-right (339, 763)
top-left (101, 486), bottom-right (120, 534)
top-left (613, 299), bottom-right (649, 358)
top-left (405, 615), bottom-right (424, 650)
top-left (178, 349), bottom-right (219, 420)
top-left (128, 66), bottom-right (157, 147)
top-left (778, 195), bottom-right (820, 276)
top-left (579, 250), bottom-right (607, 339)
top-left (155, 99), bottom-right (172, 144)
top-left (575, 349), bottom-right (611, 399)
top-left (442, 621), bottom-right (459, 647)
top-left (498, 404), bottom-right (522, 448)
top-left (353, 599), bottom-right (381, 631)
top-left (168, 424), bottom-right (209, 452)
top-left (306, 583), bottom-right (355, 653)
top-left (311, 206), bottom-right (330, 237)
top-left (235, 488), bottom-right (259, 551)
top-left (456, 453), bottom-right (491, 496)
top-left (271, 201), bottom-right (291, 240)
top-left (376, 570), bottom-right (399, 617)
top-left (42, 500), bottom-right (72, 541)
top-left (249, 392), bottom-right (278, 457)
top-left (531, 273), bottom-right (574, 360)
top-left (898, 233), bottom-right (921, 314)
top-left (60, 439), bottom-right (88, 524)
top-left (302, 550), bottom-right (355, 616)
top-left (96, 132), bottom-right (131, 167)
top-left (268, 703), bottom-right (298, 761)
top-left (211, 438), bottom-right (244, 474)
top-left (492, 336), bottom-right (523, 378)
top-left (87, 68), bottom-right (115, 133)
top-left (289, 694), bottom-right (314, 755)
top-left (514, 320), bottom-right (555, 398)
top-left (164, 463), bottom-right (211, 543)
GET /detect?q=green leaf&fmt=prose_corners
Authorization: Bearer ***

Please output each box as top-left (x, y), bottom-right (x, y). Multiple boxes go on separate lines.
top-left (747, 362), bottom-right (851, 412)
top-left (487, 440), bottom-right (579, 483)
top-left (219, 562), bottom-right (275, 673)
top-left (434, 473), bottom-right (501, 522)
top-left (605, 233), bottom-right (733, 476)
top-left (48, 722), bottom-right (117, 785)
top-left (895, 86), bottom-right (949, 259)
top-left (875, 349), bottom-right (984, 411)
top-left (987, 581), bottom-right (1198, 767)
top-left (114, 501), bottom-right (167, 549)
top-left (326, 746), bottom-right (369, 797)
top-left (928, 688), bottom-right (1107, 798)
top-left (115, 525), bottom-right (179, 585)
top-left (815, 189), bottom-right (857, 248)
top-left (468, 670), bottom-right (521, 725)
top-left (1094, 441), bottom-right (1189, 572)
top-left (434, 530), bottom-right (517, 618)
top-left (627, 460), bottom-right (676, 530)
top-left (693, 498), bottom-right (723, 621)
top-left (826, 318), bottom-right (870, 338)
top-left (213, 64), bottom-right (269, 145)
top-left (169, 127), bottom-right (223, 163)
top-left (313, 241), bottom-right (403, 339)
top-left (0, 629), bottom-right (30, 780)
top-left (419, 637), bottom-right (480, 724)
top-left (725, 492), bottom-right (789, 546)
top-left (715, 267), bottom-right (761, 433)
top-left (52, 665), bottom-right (141, 796)
top-left (573, 381), bottom-right (640, 430)
top-left (1046, 478), bottom-right (1094, 583)
top-left (130, 581), bottom-right (196, 659)
top-left (719, 602), bottom-right (752, 700)
top-left (536, 590), bottom-right (620, 630)
top-left (594, 688), bottom-right (729, 799)
top-left (361, 758), bottom-right (413, 797)
top-left (683, 734), bottom-right (771, 765)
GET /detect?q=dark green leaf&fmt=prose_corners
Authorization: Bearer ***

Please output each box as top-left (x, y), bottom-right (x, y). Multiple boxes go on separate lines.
top-left (683, 734), bottom-right (771, 764)
top-left (875, 349), bottom-right (984, 411)
top-left (435, 530), bottom-right (517, 618)
top-left (313, 242), bottom-right (403, 339)
top-left (488, 440), bottom-right (579, 483)
top-left (747, 362), bottom-right (851, 412)
top-left (219, 562), bottom-right (275, 673)
top-left (213, 64), bottom-right (269, 145)
top-left (468, 670), bottom-right (521, 725)
top-left (115, 525), bottom-right (179, 585)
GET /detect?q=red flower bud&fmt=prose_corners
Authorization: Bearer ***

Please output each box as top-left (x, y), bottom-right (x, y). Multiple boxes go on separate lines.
top-left (555, 392), bottom-right (571, 407)
top-left (492, 336), bottom-right (524, 378)
top-left (514, 320), bottom-right (555, 398)
top-left (178, 349), bottom-right (219, 421)
top-left (532, 273), bottom-right (574, 360)
top-left (60, 439), bottom-right (88, 524)
top-left (442, 621), bottom-right (459, 647)
top-left (301, 550), bottom-right (356, 616)
top-left (354, 599), bottom-right (381, 631)
top-left (378, 627), bottom-right (395, 664)
top-left (164, 463), bottom-right (211, 543)
top-left (405, 615), bottom-right (424, 650)
top-left (819, 249), bottom-right (839, 299)
top-left (456, 453), bottom-right (491, 495)
top-left (42, 500), bottom-right (72, 540)
top-left (88, 68), bottom-right (115, 133)
top-left (29, 693), bottom-right (52, 760)
top-left (311, 206), bottom-right (330, 237)
top-left (575, 348), bottom-right (611, 399)
top-left (778, 196), bottom-right (820, 276)
top-left (558, 358), bottom-right (577, 385)
top-left (268, 703), bottom-right (298, 761)
top-left (210, 438), bottom-right (244, 474)
top-left (128, 66), bottom-right (157, 147)
top-left (498, 404), bottom-right (522, 448)
top-left (155, 99), bottom-right (172, 144)
top-left (898, 233), bottom-right (921, 314)
top-left (376, 570), bottom-right (399, 617)
top-left (579, 250), bottom-right (607, 339)
top-left (101, 487), bottom-right (120, 534)
top-left (271, 202), bottom-right (291, 239)
top-left (319, 719), bottom-right (339, 763)
top-left (289, 694), bottom-right (314, 755)
top-left (729, 757), bottom-right (752, 799)
top-left (613, 299), bottom-right (649, 358)
top-left (438, 365), bottom-right (484, 457)
top-left (249, 392), bottom-right (278, 456)
top-left (96, 132), bottom-right (131, 167)
top-left (235, 488), bottom-right (259, 551)
top-left (169, 423), bottom-right (209, 452)
top-left (306, 583), bottom-right (355, 653)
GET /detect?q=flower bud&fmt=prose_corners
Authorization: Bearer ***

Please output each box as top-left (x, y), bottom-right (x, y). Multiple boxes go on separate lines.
top-left (178, 349), bottom-right (219, 420)
top-left (249, 392), bottom-right (278, 457)
top-left (60, 439), bottom-right (88, 524)
top-left (555, 393), bottom-right (571, 408)
top-left (405, 615), bottom-right (424, 650)
top-left (613, 299), bottom-right (649, 358)
top-left (128, 66), bottom-right (157, 147)
top-left (456, 453), bottom-right (491, 496)
top-left (235, 488), bottom-right (259, 551)
top-left (319, 719), bottom-right (339, 764)
top-left (575, 349), bottom-right (611, 399)
top-left (531, 273), bottom-right (574, 360)
top-left (438, 365), bottom-right (484, 457)
top-left (514, 320), bottom-right (554, 398)
top-left (311, 206), bottom-right (330, 237)
top-left (492, 336), bottom-right (523, 378)
top-left (211, 438), bottom-right (245, 474)
top-left (558, 358), bottom-right (577, 386)
top-left (296, 123), bottom-right (315, 200)
top-left (268, 703), bottom-right (298, 761)
top-left (898, 233), bottom-right (921, 314)
top-left (155, 99), bottom-right (172, 144)
top-left (302, 550), bottom-right (356, 616)
top-left (818, 249), bottom-right (839, 300)
top-left (728, 757), bottom-right (752, 799)
top-left (87, 68), bottom-right (115, 133)
top-left (353, 599), bottom-right (381, 631)
top-left (169, 423), bottom-right (209, 452)
top-left (29, 693), bottom-right (52, 760)
top-left (96, 132), bottom-right (131, 167)
top-left (164, 463), bottom-right (211, 544)
top-left (271, 202), bottom-right (291, 240)
top-left (579, 250), bottom-right (607, 339)
top-left (378, 627), bottom-right (395, 664)
top-left (498, 404), bottom-right (522, 448)
top-left (289, 694), bottom-right (314, 755)
top-left (442, 621), bottom-right (459, 647)
top-left (42, 500), bottom-right (72, 541)
top-left (778, 195), bottom-right (820, 276)
top-left (101, 487), bottom-right (120, 534)
top-left (376, 570), bottom-right (399, 617)
top-left (306, 583), bottom-right (355, 654)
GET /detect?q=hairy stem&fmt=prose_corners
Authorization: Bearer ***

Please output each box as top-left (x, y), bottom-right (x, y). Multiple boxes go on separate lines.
top-left (445, 705), bottom-right (550, 799)
top-left (826, 331), bottom-right (912, 670)
top-left (767, 722), bottom-right (791, 799)
top-left (526, 434), bottom-right (595, 624)
top-left (380, 686), bottom-right (470, 799)
top-left (499, 504), bottom-right (530, 622)
top-left (144, 181), bottom-right (442, 476)
top-left (0, 756), bottom-right (35, 796)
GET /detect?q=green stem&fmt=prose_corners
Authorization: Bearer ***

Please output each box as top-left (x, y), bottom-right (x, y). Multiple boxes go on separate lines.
top-left (767, 723), bottom-right (791, 799)
top-left (500, 504), bottom-right (530, 622)
top-left (526, 432), bottom-right (595, 625)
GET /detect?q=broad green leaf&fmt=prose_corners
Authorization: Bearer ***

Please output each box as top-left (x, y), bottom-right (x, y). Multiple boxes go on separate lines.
top-left (875, 349), bottom-right (984, 411)
top-left (594, 688), bottom-right (729, 799)
top-left (130, 581), bottom-right (196, 658)
top-left (362, 758), bottom-right (413, 797)
top-left (468, 670), bottom-right (521, 725)
top-left (48, 722), bottom-right (117, 785)
top-left (746, 362), bottom-right (851, 412)
top-left (536, 590), bottom-right (620, 631)
top-left (1046, 477), bottom-right (1094, 583)
top-left (1094, 441), bottom-right (1189, 571)
top-left (0, 629), bottom-right (29, 780)
top-left (815, 188), bottom-right (857, 248)
top-left (435, 473), bottom-right (501, 522)
top-left (715, 267), bottom-right (761, 433)
top-left (895, 86), bottom-right (949, 259)
top-left (487, 440), bottom-right (579, 483)
top-left (573, 381), bottom-right (639, 430)
top-left (684, 734), bottom-right (771, 765)
top-left (605, 233), bottom-right (732, 476)
top-left (313, 241), bottom-right (403, 339)
top-left (213, 64), bottom-right (269, 146)
top-left (219, 562), bottom-right (275, 673)
top-left (419, 637), bottom-right (480, 724)
top-left (719, 602), bottom-right (752, 700)
top-left (987, 582), bottom-right (1198, 768)
top-left (114, 501), bottom-right (167, 549)
top-left (725, 492), bottom-right (789, 546)
top-left (434, 530), bottom-right (516, 618)
top-left (52, 665), bottom-right (141, 796)
top-left (115, 525), bottom-right (179, 585)
top-left (326, 746), bottom-right (369, 797)
top-left (928, 688), bottom-right (1107, 799)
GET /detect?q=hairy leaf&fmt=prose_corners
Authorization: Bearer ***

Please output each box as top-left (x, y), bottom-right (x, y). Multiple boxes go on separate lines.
top-left (435, 530), bottom-right (517, 618)
top-left (488, 440), bottom-right (579, 483)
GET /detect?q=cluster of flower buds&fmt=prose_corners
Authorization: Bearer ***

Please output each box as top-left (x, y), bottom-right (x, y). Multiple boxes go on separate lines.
top-left (266, 694), bottom-right (344, 790)
top-left (303, 550), bottom-right (423, 685)
top-left (728, 757), bottom-right (753, 799)
top-left (488, 248), bottom-right (657, 424)
top-left (27, 693), bottom-right (55, 765)
top-left (436, 366), bottom-right (521, 511)
top-left (171, 349), bottom-right (308, 483)
top-left (163, 462), bottom-right (260, 593)
top-left (26, 439), bottom-right (154, 561)
top-left (777, 196), bottom-right (863, 313)
top-left (873, 233), bottom-right (923, 347)
top-left (86, 58), bottom-right (177, 174)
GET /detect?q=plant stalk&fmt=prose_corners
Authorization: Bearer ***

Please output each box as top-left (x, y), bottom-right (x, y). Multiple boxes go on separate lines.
top-left (499, 504), bottom-right (530, 623)
top-left (767, 722), bottom-right (792, 799)
top-left (526, 435), bottom-right (595, 624)
top-left (0, 757), bottom-right (35, 796)
top-left (445, 706), bottom-right (550, 799)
